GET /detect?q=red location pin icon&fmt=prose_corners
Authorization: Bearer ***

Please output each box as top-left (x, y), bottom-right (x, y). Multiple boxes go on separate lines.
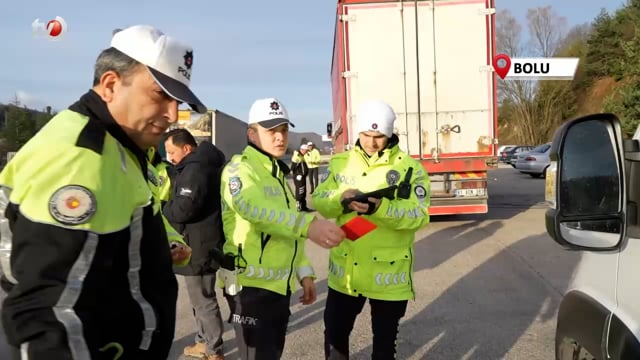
top-left (493, 54), bottom-right (511, 79)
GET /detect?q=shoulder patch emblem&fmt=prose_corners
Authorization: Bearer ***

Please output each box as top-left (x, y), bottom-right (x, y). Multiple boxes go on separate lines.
top-left (228, 176), bottom-right (243, 196)
top-left (386, 170), bottom-right (401, 186)
top-left (49, 185), bottom-right (97, 225)
top-left (320, 169), bottom-right (331, 183)
top-left (414, 185), bottom-right (427, 199)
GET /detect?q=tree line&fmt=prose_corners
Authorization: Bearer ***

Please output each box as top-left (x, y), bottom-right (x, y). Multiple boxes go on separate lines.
top-left (0, 95), bottom-right (55, 164)
top-left (498, 0), bottom-right (640, 144)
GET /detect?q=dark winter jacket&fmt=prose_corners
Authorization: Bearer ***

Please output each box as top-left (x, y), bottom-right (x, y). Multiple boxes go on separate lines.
top-left (163, 141), bottom-right (226, 276)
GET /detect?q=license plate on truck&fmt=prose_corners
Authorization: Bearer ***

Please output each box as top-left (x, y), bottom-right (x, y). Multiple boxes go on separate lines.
top-left (455, 189), bottom-right (487, 197)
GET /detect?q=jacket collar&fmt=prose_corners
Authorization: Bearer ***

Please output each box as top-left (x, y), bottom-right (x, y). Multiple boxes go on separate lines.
top-left (175, 151), bottom-right (195, 172)
top-left (355, 134), bottom-right (401, 164)
top-left (244, 143), bottom-right (291, 178)
top-left (68, 89), bottom-right (148, 178)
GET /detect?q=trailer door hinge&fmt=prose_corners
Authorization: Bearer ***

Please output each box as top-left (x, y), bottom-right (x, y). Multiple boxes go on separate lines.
top-left (339, 14), bottom-right (356, 22)
top-left (479, 8), bottom-right (496, 15)
top-left (342, 71), bottom-right (357, 78)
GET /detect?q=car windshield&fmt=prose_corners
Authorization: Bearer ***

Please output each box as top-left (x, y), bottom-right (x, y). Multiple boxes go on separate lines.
top-left (531, 143), bottom-right (551, 153)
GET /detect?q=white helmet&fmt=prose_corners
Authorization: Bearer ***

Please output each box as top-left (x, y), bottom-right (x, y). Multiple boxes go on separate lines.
top-left (355, 100), bottom-right (395, 138)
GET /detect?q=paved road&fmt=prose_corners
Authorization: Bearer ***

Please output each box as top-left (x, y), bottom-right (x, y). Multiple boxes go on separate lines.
top-left (0, 164), bottom-right (579, 360)
top-left (170, 164), bottom-right (578, 359)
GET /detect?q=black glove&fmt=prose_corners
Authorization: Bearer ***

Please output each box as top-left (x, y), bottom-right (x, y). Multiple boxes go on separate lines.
top-left (210, 249), bottom-right (235, 270)
top-left (342, 197), bottom-right (377, 215)
top-left (341, 198), bottom-right (352, 214)
top-left (360, 200), bottom-right (377, 215)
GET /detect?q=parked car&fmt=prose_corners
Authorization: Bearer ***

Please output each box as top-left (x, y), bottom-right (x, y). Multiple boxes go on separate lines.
top-left (498, 145), bottom-right (517, 163)
top-left (503, 145), bottom-right (534, 166)
top-left (515, 142), bottom-right (551, 178)
top-left (498, 144), bottom-right (516, 156)
top-left (545, 112), bottom-right (640, 359)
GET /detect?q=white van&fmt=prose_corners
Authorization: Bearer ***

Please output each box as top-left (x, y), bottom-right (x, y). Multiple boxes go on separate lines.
top-left (545, 113), bottom-right (640, 359)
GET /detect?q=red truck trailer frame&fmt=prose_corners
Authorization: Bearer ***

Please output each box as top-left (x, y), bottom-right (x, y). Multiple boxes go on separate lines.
top-left (328, 0), bottom-right (499, 215)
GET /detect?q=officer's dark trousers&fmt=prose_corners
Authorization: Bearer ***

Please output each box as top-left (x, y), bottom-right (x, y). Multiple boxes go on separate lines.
top-left (308, 167), bottom-right (319, 193)
top-left (294, 177), bottom-right (308, 211)
top-left (224, 286), bottom-right (291, 360)
top-left (324, 287), bottom-right (408, 360)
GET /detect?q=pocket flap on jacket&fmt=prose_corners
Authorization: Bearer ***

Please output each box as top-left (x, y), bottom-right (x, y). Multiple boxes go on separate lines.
top-left (371, 248), bottom-right (410, 263)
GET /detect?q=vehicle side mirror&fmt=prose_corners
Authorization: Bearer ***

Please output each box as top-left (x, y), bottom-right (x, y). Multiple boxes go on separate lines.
top-left (327, 122), bottom-right (333, 138)
top-left (545, 113), bottom-right (626, 251)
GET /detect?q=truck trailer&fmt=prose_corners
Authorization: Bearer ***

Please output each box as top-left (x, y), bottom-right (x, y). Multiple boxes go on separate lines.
top-left (328, 0), bottom-right (498, 215)
top-left (175, 109), bottom-right (248, 159)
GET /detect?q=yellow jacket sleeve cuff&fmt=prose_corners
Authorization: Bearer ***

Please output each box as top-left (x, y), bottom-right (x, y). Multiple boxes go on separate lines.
top-left (300, 213), bottom-right (317, 238)
top-left (373, 197), bottom-right (391, 218)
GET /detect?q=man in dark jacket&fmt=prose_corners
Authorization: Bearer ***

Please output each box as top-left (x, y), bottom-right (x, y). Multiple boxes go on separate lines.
top-left (163, 128), bottom-right (227, 360)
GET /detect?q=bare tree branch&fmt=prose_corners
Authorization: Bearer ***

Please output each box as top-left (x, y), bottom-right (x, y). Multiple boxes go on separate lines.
top-left (526, 6), bottom-right (568, 57)
top-left (496, 9), bottom-right (535, 114)
top-left (496, 6), bottom-right (576, 144)
top-left (496, 9), bottom-right (523, 56)
top-left (559, 22), bottom-right (592, 50)
top-left (10, 94), bottom-right (20, 107)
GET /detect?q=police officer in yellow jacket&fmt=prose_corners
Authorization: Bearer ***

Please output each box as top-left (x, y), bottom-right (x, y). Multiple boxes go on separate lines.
top-left (219, 98), bottom-right (346, 360)
top-left (304, 141), bottom-right (321, 193)
top-left (0, 25), bottom-right (203, 359)
top-left (148, 146), bottom-right (175, 206)
top-left (156, 161), bottom-right (173, 203)
top-left (312, 100), bottom-right (431, 360)
top-left (146, 146), bottom-right (190, 267)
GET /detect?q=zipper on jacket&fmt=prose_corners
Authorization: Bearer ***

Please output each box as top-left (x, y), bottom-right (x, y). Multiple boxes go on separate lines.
top-left (259, 232), bottom-right (271, 264)
top-left (271, 160), bottom-right (291, 209)
top-left (269, 159), bottom-right (295, 293)
top-left (237, 243), bottom-right (244, 270)
top-left (286, 240), bottom-right (298, 294)
top-left (408, 246), bottom-right (415, 297)
top-left (276, 176), bottom-right (290, 209)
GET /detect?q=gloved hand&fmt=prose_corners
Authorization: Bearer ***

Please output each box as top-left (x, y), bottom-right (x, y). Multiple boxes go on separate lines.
top-left (296, 175), bottom-right (302, 181)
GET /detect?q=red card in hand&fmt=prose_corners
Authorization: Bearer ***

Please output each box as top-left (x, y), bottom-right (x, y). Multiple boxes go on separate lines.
top-left (341, 216), bottom-right (377, 241)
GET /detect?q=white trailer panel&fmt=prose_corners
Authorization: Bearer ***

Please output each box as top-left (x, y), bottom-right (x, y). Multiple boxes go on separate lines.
top-left (430, 0), bottom-right (495, 156)
top-left (342, 0), bottom-right (495, 158)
